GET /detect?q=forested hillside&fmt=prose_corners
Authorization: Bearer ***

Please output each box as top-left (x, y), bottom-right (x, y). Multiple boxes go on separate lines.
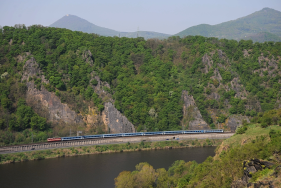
top-left (0, 25), bottom-right (281, 145)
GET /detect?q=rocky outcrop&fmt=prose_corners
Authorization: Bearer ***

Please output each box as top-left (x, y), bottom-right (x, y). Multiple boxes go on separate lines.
top-left (90, 71), bottom-right (113, 103)
top-left (102, 102), bottom-right (135, 133)
top-left (230, 77), bottom-right (247, 99)
top-left (225, 115), bottom-right (249, 132)
top-left (22, 56), bottom-right (84, 125)
top-left (202, 53), bottom-right (213, 73)
top-left (81, 50), bottom-right (93, 64)
top-left (181, 90), bottom-right (209, 130)
top-left (231, 159), bottom-right (277, 188)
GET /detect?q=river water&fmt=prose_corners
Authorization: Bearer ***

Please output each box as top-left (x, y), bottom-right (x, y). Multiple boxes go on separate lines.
top-left (0, 147), bottom-right (216, 188)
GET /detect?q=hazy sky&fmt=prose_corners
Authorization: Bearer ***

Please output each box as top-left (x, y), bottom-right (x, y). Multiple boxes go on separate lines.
top-left (1, 0), bottom-right (281, 34)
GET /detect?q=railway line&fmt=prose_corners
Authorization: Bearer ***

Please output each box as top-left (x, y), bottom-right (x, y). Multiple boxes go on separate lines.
top-left (0, 132), bottom-right (234, 154)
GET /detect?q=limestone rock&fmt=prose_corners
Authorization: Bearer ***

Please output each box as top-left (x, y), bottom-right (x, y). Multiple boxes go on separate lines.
top-left (90, 71), bottom-right (113, 103)
top-left (102, 102), bottom-right (135, 133)
top-left (81, 50), bottom-right (93, 64)
top-left (22, 56), bottom-right (83, 125)
top-left (181, 90), bottom-right (209, 130)
top-left (202, 53), bottom-right (213, 73)
top-left (225, 115), bottom-right (249, 132)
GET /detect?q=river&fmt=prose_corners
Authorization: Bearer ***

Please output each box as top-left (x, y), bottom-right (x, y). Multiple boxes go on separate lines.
top-left (0, 147), bottom-right (216, 188)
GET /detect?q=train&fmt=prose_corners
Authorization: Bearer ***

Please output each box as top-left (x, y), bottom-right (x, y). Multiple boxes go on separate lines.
top-left (47, 129), bottom-right (224, 142)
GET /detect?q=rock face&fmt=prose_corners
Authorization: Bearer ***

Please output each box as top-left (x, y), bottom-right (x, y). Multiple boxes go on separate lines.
top-left (231, 159), bottom-right (277, 188)
top-left (225, 115), bottom-right (250, 132)
top-left (102, 102), bottom-right (135, 133)
top-left (22, 56), bottom-right (83, 125)
top-left (202, 53), bottom-right (213, 73)
top-left (21, 55), bottom-right (135, 133)
top-left (81, 50), bottom-right (93, 64)
top-left (181, 90), bottom-right (209, 130)
top-left (90, 71), bottom-right (113, 102)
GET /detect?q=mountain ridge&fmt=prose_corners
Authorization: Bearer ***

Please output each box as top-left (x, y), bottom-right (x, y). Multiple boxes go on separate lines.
top-left (175, 7), bottom-right (281, 42)
top-left (50, 14), bottom-right (170, 39)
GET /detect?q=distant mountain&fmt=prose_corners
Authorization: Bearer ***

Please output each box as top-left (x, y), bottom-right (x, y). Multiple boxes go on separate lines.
top-left (244, 32), bottom-right (281, 43)
top-left (175, 8), bottom-right (281, 42)
top-left (119, 31), bottom-right (170, 39)
top-left (50, 14), bottom-right (170, 39)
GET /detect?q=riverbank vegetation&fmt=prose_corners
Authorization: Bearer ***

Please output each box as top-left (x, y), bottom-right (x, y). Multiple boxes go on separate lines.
top-left (115, 122), bottom-right (281, 187)
top-left (0, 138), bottom-right (223, 165)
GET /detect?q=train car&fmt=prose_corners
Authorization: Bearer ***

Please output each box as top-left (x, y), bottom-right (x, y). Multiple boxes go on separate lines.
top-left (183, 130), bottom-right (204, 134)
top-left (143, 131), bottom-right (163, 136)
top-left (123, 132), bottom-right (144, 137)
top-left (103, 133), bottom-right (123, 138)
top-left (164, 131), bottom-right (183, 135)
top-left (61, 136), bottom-right (84, 141)
top-left (83, 135), bottom-right (103, 139)
top-left (205, 129), bottom-right (223, 133)
top-left (47, 138), bottom-right (62, 142)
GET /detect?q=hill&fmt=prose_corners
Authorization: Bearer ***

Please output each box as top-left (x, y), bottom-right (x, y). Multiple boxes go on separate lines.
top-left (244, 31), bottom-right (281, 42)
top-left (50, 14), bottom-right (170, 39)
top-left (175, 8), bottom-right (281, 42)
top-left (1, 26), bottom-right (281, 146)
top-left (115, 119), bottom-right (281, 187)
top-left (50, 14), bottom-right (119, 36)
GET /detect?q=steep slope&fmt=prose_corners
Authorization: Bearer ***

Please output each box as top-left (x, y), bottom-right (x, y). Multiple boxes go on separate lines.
top-left (50, 14), bottom-right (170, 39)
top-left (175, 8), bottom-right (281, 42)
top-left (1, 26), bottom-right (281, 145)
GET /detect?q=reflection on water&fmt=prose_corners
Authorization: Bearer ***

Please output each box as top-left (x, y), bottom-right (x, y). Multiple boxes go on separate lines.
top-left (0, 147), bottom-right (216, 188)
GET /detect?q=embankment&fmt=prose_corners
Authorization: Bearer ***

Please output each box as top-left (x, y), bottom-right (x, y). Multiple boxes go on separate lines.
top-left (0, 137), bottom-right (226, 165)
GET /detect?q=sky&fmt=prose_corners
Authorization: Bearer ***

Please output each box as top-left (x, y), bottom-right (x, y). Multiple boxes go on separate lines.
top-left (0, 0), bottom-right (281, 34)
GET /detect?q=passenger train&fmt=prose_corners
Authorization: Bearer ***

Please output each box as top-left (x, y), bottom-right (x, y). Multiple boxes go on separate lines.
top-left (47, 129), bottom-right (224, 142)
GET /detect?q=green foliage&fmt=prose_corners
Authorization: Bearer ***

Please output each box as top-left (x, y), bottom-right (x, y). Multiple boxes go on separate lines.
top-left (91, 79), bottom-right (98, 86)
top-left (236, 126), bottom-right (248, 134)
top-left (217, 114), bottom-right (227, 123)
top-left (252, 109), bottom-right (281, 127)
top-left (1, 24), bottom-right (281, 135)
top-left (115, 124), bottom-right (281, 187)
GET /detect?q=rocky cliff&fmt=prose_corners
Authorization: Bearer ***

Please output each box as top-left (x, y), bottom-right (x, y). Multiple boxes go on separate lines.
top-left (102, 102), bottom-right (135, 133)
top-left (21, 55), bottom-right (84, 125)
top-left (20, 54), bottom-right (136, 133)
top-left (181, 90), bottom-right (209, 130)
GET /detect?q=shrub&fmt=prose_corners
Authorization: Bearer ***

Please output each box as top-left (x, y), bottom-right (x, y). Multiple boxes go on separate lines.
top-left (217, 114), bottom-right (227, 123)
top-left (210, 123), bottom-right (216, 129)
top-left (261, 122), bottom-right (268, 128)
top-left (236, 126), bottom-right (247, 134)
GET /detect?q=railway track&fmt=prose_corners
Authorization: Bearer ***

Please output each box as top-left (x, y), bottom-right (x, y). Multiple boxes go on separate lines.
top-left (0, 132), bottom-right (234, 154)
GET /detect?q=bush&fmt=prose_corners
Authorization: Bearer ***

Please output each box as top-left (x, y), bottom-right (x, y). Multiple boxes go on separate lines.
top-left (210, 123), bottom-right (216, 129)
top-left (261, 122), bottom-right (268, 128)
top-left (217, 114), bottom-right (227, 123)
top-left (236, 126), bottom-right (247, 134)
top-left (91, 79), bottom-right (98, 86)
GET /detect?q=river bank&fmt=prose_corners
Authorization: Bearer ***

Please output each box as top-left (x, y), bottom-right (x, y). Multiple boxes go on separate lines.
top-left (0, 138), bottom-right (224, 165)
top-left (114, 124), bottom-right (281, 188)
